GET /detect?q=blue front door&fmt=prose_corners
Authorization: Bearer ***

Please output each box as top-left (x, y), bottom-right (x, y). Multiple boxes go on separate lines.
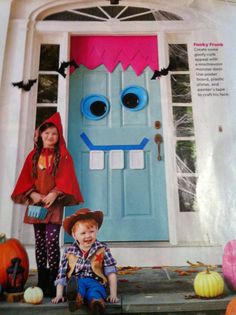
top-left (65, 37), bottom-right (169, 242)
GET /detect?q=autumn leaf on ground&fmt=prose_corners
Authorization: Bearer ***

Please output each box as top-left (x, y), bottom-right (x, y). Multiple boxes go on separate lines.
top-left (117, 266), bottom-right (142, 275)
top-left (118, 279), bottom-right (129, 282)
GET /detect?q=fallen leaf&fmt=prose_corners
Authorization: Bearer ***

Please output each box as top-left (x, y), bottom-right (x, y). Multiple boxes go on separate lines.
top-left (118, 279), bottom-right (129, 282)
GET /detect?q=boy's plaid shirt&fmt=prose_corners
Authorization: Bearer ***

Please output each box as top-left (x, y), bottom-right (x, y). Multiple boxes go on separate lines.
top-left (55, 240), bottom-right (117, 286)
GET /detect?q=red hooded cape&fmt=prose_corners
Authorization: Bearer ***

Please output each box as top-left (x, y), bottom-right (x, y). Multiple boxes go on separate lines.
top-left (11, 113), bottom-right (83, 223)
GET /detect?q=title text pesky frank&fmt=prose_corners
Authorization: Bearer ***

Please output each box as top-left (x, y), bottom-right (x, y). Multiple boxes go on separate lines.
top-left (194, 42), bottom-right (223, 48)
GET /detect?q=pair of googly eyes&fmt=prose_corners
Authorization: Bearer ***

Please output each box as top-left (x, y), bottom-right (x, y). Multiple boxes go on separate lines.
top-left (81, 85), bottom-right (148, 121)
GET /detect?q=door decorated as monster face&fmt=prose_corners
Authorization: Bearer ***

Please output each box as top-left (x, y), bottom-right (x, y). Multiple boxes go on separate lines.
top-left (65, 36), bottom-right (169, 242)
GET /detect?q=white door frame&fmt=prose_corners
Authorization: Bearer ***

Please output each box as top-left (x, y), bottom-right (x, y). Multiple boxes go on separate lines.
top-left (11, 1), bottom-right (208, 248)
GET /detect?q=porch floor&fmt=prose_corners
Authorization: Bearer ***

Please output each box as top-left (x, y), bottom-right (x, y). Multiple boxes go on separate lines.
top-left (0, 266), bottom-right (235, 314)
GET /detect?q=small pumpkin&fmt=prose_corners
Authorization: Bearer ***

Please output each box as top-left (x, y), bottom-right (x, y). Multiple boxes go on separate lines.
top-left (225, 297), bottom-right (236, 315)
top-left (193, 268), bottom-right (224, 298)
top-left (24, 286), bottom-right (43, 304)
top-left (0, 233), bottom-right (29, 289)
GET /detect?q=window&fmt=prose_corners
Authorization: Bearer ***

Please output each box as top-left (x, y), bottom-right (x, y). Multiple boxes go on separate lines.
top-left (43, 6), bottom-right (183, 22)
top-left (36, 44), bottom-right (59, 127)
top-left (169, 43), bottom-right (197, 212)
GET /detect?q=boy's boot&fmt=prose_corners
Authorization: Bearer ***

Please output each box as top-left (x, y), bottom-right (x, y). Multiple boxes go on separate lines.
top-left (37, 267), bottom-right (49, 294)
top-left (89, 299), bottom-right (105, 315)
top-left (66, 276), bottom-right (83, 312)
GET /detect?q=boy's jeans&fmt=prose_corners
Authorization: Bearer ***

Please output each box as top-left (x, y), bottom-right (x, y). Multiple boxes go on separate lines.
top-left (77, 277), bottom-right (107, 302)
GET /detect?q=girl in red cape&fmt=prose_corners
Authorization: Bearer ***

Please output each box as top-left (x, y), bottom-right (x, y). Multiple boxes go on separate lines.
top-left (11, 112), bottom-right (83, 297)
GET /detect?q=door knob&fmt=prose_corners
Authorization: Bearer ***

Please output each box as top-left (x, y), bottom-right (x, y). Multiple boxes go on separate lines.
top-left (154, 134), bottom-right (163, 161)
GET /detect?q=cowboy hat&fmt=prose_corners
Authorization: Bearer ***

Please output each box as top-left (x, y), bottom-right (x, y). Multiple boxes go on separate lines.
top-left (63, 208), bottom-right (103, 235)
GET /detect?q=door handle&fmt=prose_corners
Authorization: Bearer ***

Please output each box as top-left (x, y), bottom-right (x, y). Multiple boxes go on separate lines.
top-left (154, 134), bottom-right (163, 161)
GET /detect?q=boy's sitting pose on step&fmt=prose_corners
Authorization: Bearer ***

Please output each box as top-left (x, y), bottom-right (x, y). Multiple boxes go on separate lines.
top-left (51, 208), bottom-right (118, 314)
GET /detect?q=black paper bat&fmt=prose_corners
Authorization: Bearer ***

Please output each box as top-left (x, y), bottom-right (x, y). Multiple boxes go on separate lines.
top-left (12, 79), bottom-right (37, 91)
top-left (57, 60), bottom-right (79, 77)
top-left (151, 65), bottom-right (171, 80)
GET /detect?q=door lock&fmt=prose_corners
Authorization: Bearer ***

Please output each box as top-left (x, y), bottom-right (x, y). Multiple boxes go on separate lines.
top-left (154, 121), bottom-right (161, 129)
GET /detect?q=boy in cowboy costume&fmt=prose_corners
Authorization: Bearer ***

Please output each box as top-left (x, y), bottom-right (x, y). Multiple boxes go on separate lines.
top-left (52, 208), bottom-right (118, 314)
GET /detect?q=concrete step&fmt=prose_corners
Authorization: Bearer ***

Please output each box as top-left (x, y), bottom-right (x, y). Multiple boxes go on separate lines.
top-left (0, 293), bottom-right (230, 315)
top-left (0, 267), bottom-right (233, 314)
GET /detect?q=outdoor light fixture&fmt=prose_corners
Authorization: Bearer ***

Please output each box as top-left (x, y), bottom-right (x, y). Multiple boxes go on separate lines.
top-left (110, 0), bottom-right (119, 4)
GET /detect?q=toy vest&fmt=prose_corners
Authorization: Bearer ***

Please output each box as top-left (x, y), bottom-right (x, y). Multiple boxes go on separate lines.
top-left (66, 247), bottom-right (107, 285)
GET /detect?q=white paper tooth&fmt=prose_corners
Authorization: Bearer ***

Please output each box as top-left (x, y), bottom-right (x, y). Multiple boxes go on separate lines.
top-left (129, 150), bottom-right (144, 169)
top-left (89, 151), bottom-right (104, 170)
top-left (109, 150), bottom-right (124, 169)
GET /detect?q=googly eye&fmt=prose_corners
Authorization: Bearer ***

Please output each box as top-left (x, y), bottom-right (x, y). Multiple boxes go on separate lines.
top-left (81, 94), bottom-right (110, 120)
top-left (120, 86), bottom-right (148, 111)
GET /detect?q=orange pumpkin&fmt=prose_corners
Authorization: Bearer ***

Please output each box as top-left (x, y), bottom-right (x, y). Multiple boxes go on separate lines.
top-left (225, 297), bottom-right (236, 315)
top-left (0, 233), bottom-right (29, 289)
